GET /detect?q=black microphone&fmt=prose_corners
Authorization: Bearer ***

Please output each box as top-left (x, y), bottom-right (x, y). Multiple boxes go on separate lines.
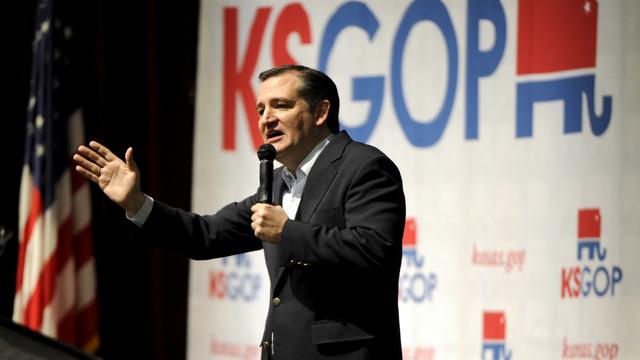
top-left (257, 144), bottom-right (276, 204)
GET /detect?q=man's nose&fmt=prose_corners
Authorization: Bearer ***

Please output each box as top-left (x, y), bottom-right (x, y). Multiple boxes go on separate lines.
top-left (261, 110), bottom-right (277, 126)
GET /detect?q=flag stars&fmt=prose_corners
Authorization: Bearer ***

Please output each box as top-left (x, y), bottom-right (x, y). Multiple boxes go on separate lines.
top-left (64, 26), bottom-right (73, 39)
top-left (29, 96), bottom-right (36, 111)
top-left (583, 1), bottom-right (592, 14)
top-left (36, 115), bottom-right (45, 128)
top-left (33, 20), bottom-right (50, 45)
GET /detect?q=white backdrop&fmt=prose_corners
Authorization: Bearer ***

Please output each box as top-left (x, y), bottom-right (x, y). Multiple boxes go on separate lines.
top-left (190, 1), bottom-right (640, 359)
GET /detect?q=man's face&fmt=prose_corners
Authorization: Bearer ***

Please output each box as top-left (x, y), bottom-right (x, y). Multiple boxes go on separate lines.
top-left (256, 72), bottom-right (319, 169)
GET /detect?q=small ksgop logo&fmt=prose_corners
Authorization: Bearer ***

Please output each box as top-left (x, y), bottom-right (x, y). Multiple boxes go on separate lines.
top-left (399, 218), bottom-right (437, 303)
top-left (561, 208), bottom-right (623, 298)
top-left (209, 254), bottom-right (262, 302)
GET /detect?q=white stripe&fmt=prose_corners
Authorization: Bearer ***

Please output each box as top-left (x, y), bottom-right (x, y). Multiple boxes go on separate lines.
top-left (18, 166), bottom-right (33, 239)
top-left (67, 109), bottom-right (85, 155)
top-left (76, 258), bottom-right (97, 309)
top-left (41, 257), bottom-right (76, 337)
top-left (12, 290), bottom-right (23, 322)
top-left (72, 182), bottom-right (91, 233)
top-left (14, 167), bottom-right (34, 323)
top-left (41, 257), bottom-right (97, 337)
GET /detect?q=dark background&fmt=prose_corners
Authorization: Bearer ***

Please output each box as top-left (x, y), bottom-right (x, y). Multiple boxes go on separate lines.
top-left (1, 1), bottom-right (200, 359)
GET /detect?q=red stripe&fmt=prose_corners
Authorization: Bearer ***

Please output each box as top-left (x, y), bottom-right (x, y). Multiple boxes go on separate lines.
top-left (70, 167), bottom-right (86, 193)
top-left (57, 305), bottom-right (77, 345)
top-left (15, 185), bottom-right (44, 292)
top-left (22, 213), bottom-right (75, 329)
top-left (22, 236), bottom-right (62, 328)
top-left (56, 284), bottom-right (99, 348)
top-left (73, 224), bottom-right (94, 268)
top-left (76, 298), bottom-right (100, 348)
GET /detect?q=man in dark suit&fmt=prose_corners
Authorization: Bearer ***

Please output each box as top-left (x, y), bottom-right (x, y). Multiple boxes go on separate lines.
top-left (74, 65), bottom-right (405, 359)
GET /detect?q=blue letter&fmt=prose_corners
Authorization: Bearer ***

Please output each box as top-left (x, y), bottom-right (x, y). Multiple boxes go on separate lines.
top-left (319, 2), bottom-right (383, 142)
top-left (466, 0), bottom-right (506, 139)
top-left (392, 0), bottom-right (458, 147)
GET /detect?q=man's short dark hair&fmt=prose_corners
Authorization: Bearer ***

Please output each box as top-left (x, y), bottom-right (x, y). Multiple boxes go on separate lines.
top-left (258, 65), bottom-right (340, 133)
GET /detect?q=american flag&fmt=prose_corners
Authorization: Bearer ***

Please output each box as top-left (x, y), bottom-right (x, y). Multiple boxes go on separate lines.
top-left (13, 0), bottom-right (99, 352)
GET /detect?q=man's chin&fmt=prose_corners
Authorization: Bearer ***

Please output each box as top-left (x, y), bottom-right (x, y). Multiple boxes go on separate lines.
top-left (269, 139), bottom-right (287, 151)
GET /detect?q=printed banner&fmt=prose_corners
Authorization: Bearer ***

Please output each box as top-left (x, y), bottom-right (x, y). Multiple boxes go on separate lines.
top-left (191, 1), bottom-right (640, 359)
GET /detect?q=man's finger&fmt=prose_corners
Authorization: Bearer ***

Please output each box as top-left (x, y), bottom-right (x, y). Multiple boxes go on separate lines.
top-left (75, 165), bottom-right (99, 184)
top-left (89, 140), bottom-right (117, 162)
top-left (77, 145), bottom-right (108, 168)
top-left (73, 153), bottom-right (101, 175)
top-left (251, 203), bottom-right (269, 213)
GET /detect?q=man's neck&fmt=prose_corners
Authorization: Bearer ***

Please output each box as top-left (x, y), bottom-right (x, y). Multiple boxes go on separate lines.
top-left (283, 132), bottom-right (333, 172)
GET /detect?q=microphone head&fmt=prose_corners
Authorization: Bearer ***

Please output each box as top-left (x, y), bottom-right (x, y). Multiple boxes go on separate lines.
top-left (257, 143), bottom-right (277, 161)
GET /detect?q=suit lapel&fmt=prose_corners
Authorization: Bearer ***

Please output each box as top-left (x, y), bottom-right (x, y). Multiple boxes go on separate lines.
top-left (296, 131), bottom-right (350, 222)
top-left (272, 168), bottom-right (285, 207)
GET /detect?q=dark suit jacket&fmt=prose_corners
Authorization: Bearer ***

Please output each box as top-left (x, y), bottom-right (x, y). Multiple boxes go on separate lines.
top-left (134, 131), bottom-right (405, 359)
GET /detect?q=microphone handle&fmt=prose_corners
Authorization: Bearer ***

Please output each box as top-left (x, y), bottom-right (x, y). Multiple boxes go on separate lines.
top-left (258, 159), bottom-right (273, 204)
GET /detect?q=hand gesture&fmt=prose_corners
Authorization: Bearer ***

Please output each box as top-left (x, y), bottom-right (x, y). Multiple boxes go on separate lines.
top-left (250, 204), bottom-right (288, 243)
top-left (73, 141), bottom-right (145, 215)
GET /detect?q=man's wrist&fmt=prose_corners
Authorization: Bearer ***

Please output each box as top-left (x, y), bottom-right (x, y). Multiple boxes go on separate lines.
top-left (126, 194), bottom-right (154, 227)
top-left (124, 192), bottom-right (146, 217)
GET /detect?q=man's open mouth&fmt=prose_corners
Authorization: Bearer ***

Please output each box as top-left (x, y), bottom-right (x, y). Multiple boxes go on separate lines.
top-left (267, 130), bottom-right (284, 139)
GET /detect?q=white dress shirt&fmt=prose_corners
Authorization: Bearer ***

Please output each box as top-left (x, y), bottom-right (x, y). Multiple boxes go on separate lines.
top-left (280, 134), bottom-right (333, 219)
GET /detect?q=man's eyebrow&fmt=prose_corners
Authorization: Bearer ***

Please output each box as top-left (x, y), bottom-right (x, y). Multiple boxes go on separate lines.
top-left (257, 97), bottom-right (294, 108)
top-left (270, 97), bottom-right (293, 103)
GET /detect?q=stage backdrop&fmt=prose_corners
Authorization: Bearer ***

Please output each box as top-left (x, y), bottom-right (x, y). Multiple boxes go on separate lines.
top-left (190, 1), bottom-right (639, 359)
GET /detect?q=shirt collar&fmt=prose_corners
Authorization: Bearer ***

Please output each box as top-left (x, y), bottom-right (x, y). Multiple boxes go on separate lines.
top-left (282, 134), bottom-right (334, 187)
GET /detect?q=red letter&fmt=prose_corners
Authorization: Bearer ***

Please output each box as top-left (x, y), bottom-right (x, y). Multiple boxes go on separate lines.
top-left (272, 3), bottom-right (311, 66)
top-left (223, 7), bottom-right (271, 150)
top-left (209, 271), bottom-right (226, 299)
top-left (561, 268), bottom-right (570, 298)
top-left (561, 267), bottom-right (581, 298)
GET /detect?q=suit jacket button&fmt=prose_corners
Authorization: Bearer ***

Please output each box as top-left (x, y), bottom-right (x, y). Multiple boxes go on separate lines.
top-left (272, 297), bottom-right (281, 306)
top-left (261, 340), bottom-right (271, 348)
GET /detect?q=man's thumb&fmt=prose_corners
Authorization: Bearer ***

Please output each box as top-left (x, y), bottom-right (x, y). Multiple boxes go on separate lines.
top-left (125, 147), bottom-right (139, 172)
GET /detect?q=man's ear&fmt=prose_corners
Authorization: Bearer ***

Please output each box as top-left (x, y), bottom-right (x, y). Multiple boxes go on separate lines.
top-left (315, 100), bottom-right (330, 126)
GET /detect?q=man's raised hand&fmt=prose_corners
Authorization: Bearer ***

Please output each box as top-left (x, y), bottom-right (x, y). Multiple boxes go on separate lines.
top-left (73, 141), bottom-right (145, 216)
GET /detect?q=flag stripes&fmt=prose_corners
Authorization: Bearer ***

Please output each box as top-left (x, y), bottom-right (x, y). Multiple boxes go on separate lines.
top-left (13, 0), bottom-right (99, 353)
